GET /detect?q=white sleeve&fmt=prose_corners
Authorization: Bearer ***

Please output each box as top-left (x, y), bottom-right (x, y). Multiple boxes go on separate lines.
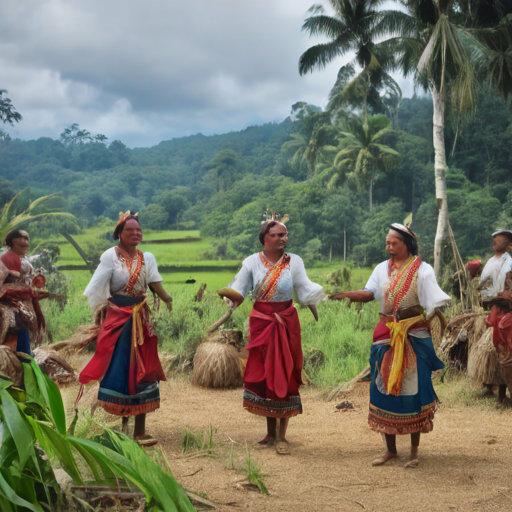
top-left (290, 254), bottom-right (325, 305)
top-left (83, 249), bottom-right (115, 312)
top-left (227, 257), bottom-right (254, 298)
top-left (144, 252), bottom-right (163, 284)
top-left (364, 262), bottom-right (387, 302)
top-left (418, 263), bottom-right (451, 316)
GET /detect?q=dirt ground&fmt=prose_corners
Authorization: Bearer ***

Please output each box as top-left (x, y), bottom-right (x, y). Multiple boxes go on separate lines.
top-left (109, 377), bottom-right (512, 512)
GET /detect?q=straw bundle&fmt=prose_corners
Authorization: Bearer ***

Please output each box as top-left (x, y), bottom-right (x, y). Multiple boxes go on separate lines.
top-left (467, 328), bottom-right (504, 385)
top-left (33, 347), bottom-right (77, 386)
top-left (0, 346), bottom-right (23, 387)
top-left (50, 324), bottom-right (99, 354)
top-left (192, 342), bottom-right (243, 389)
top-left (440, 312), bottom-right (487, 369)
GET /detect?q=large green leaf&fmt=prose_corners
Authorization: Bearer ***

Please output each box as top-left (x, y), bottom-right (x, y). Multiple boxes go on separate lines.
top-left (0, 390), bottom-right (34, 467)
top-left (29, 359), bottom-right (66, 434)
top-left (28, 419), bottom-right (83, 484)
top-left (0, 470), bottom-right (43, 512)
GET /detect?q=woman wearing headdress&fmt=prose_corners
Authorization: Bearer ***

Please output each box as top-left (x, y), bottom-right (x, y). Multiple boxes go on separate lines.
top-left (1, 229), bottom-right (48, 354)
top-left (217, 216), bottom-right (324, 455)
top-left (330, 224), bottom-right (450, 467)
top-left (78, 212), bottom-right (173, 446)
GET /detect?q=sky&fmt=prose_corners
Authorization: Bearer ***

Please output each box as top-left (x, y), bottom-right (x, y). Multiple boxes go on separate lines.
top-left (0, 0), bottom-right (414, 148)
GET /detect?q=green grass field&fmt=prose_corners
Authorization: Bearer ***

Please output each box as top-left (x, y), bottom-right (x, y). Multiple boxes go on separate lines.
top-left (38, 226), bottom-right (376, 387)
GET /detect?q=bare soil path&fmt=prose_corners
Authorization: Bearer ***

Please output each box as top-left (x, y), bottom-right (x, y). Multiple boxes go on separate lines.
top-left (132, 378), bottom-right (512, 512)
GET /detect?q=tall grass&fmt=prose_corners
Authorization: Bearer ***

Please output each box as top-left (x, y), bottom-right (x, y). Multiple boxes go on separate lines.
top-left (39, 230), bottom-right (378, 387)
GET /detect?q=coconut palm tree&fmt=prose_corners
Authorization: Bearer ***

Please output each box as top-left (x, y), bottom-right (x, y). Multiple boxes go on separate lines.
top-left (317, 115), bottom-right (400, 210)
top-left (381, 0), bottom-right (478, 276)
top-left (299, 0), bottom-right (404, 117)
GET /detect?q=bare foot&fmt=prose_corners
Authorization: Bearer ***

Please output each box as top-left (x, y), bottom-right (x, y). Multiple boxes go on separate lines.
top-left (275, 439), bottom-right (290, 455)
top-left (257, 434), bottom-right (275, 446)
top-left (404, 457), bottom-right (419, 468)
top-left (372, 451), bottom-right (397, 466)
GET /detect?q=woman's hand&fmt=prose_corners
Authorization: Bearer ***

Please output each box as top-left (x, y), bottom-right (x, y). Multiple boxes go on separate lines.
top-left (149, 282), bottom-right (173, 312)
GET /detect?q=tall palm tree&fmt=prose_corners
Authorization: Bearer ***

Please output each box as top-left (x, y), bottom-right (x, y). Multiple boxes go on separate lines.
top-left (317, 115), bottom-right (400, 210)
top-left (386, 0), bottom-right (478, 276)
top-left (299, 0), bottom-right (404, 117)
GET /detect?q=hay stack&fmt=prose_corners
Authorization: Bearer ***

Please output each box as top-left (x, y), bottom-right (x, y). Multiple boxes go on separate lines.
top-left (192, 342), bottom-right (243, 389)
top-left (0, 346), bottom-right (24, 387)
top-left (33, 347), bottom-right (77, 386)
top-left (440, 312), bottom-right (487, 369)
top-left (467, 328), bottom-right (504, 385)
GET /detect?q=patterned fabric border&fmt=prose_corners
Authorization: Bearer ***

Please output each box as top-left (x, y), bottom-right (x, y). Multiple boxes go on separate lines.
top-left (98, 384), bottom-right (160, 417)
top-left (368, 402), bottom-right (438, 435)
top-left (243, 389), bottom-right (302, 418)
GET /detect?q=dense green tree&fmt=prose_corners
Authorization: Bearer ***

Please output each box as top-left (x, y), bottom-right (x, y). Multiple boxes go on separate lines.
top-left (0, 89), bottom-right (22, 126)
top-left (142, 203), bottom-right (169, 230)
top-left (299, 0), bottom-right (403, 115)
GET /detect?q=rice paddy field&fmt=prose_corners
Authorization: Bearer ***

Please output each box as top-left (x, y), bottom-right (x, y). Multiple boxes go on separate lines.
top-left (38, 224), bottom-right (378, 388)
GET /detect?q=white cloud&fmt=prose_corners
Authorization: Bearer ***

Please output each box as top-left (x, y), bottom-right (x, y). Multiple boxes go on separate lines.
top-left (0, 0), bottom-right (413, 147)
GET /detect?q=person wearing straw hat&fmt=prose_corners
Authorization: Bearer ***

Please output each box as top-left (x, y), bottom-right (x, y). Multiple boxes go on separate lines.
top-left (480, 230), bottom-right (512, 307)
top-left (330, 224), bottom-right (450, 467)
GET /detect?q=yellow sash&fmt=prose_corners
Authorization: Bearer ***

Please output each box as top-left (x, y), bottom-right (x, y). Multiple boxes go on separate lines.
top-left (385, 314), bottom-right (425, 395)
top-left (132, 299), bottom-right (147, 347)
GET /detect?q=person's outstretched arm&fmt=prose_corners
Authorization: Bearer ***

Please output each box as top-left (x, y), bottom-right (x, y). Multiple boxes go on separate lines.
top-left (329, 290), bottom-right (374, 303)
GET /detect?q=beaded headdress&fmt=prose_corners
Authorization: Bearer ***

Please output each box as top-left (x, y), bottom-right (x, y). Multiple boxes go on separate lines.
top-left (261, 210), bottom-right (289, 225)
top-left (115, 210), bottom-right (139, 231)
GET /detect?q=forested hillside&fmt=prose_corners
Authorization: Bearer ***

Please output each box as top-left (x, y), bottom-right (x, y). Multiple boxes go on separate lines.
top-left (1, 92), bottom-right (511, 267)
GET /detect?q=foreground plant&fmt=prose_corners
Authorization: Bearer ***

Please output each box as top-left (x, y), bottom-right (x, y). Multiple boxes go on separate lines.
top-left (0, 354), bottom-right (195, 512)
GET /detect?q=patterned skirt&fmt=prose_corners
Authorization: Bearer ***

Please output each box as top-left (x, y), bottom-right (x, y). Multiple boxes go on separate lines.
top-left (368, 335), bottom-right (444, 435)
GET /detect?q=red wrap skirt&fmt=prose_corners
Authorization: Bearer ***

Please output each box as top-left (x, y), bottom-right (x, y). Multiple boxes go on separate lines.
top-left (243, 299), bottom-right (303, 418)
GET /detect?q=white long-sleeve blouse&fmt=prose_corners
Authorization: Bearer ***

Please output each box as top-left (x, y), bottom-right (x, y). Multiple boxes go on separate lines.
top-left (83, 247), bottom-right (162, 311)
top-left (364, 260), bottom-right (450, 317)
top-left (226, 252), bottom-right (324, 305)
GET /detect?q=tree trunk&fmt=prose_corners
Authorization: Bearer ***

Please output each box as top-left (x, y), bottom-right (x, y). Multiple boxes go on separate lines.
top-left (432, 83), bottom-right (449, 278)
top-left (61, 232), bottom-right (94, 274)
top-left (369, 178), bottom-right (373, 212)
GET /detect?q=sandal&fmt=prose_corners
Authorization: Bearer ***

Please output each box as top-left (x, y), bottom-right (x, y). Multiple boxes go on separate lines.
top-left (134, 434), bottom-right (158, 448)
top-left (256, 435), bottom-right (275, 447)
top-left (275, 439), bottom-right (290, 455)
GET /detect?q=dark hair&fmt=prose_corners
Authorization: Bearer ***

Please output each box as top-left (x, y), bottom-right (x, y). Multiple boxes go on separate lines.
top-left (259, 220), bottom-right (283, 245)
top-left (113, 214), bottom-right (140, 240)
top-left (4, 229), bottom-right (28, 247)
top-left (389, 226), bottom-right (419, 256)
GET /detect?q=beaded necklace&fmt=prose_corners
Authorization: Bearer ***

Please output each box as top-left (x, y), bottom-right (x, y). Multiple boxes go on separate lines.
top-left (117, 249), bottom-right (144, 294)
top-left (256, 252), bottom-right (290, 301)
top-left (387, 255), bottom-right (421, 313)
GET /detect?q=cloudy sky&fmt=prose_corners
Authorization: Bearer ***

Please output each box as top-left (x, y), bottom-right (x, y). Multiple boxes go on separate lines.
top-left (0, 0), bottom-right (413, 148)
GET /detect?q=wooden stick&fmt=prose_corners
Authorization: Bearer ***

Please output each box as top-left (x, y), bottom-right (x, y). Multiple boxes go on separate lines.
top-left (206, 308), bottom-right (234, 334)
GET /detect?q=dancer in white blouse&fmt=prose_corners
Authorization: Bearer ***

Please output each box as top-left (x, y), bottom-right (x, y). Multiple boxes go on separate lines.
top-left (79, 212), bottom-right (172, 446)
top-left (218, 219), bottom-right (324, 455)
top-left (331, 224), bottom-right (450, 467)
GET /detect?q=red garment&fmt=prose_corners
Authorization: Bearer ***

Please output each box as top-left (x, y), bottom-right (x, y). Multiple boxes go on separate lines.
top-left (245, 299), bottom-right (302, 400)
top-left (487, 305), bottom-right (512, 354)
top-left (466, 260), bottom-right (482, 279)
top-left (79, 302), bottom-right (166, 393)
top-left (1, 250), bottom-right (21, 273)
